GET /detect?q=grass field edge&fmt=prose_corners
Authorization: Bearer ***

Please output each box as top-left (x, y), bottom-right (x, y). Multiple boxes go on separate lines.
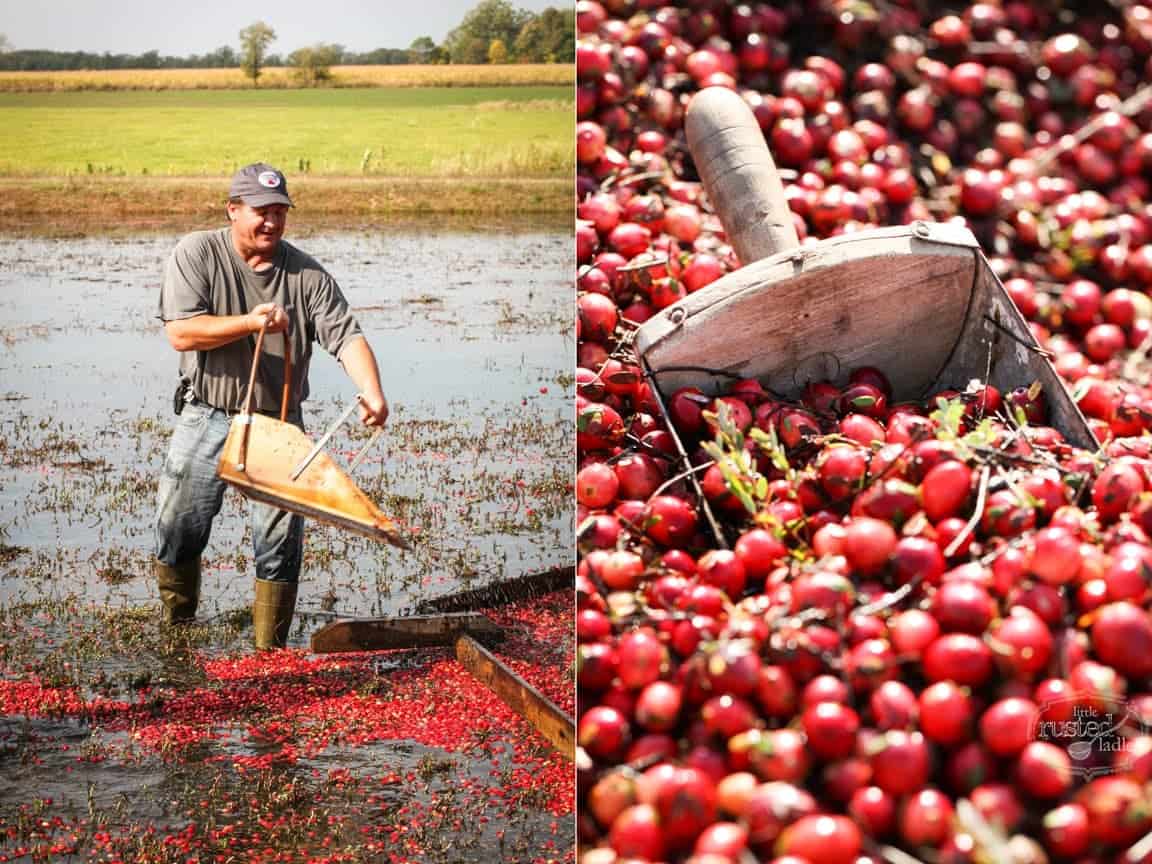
top-left (0, 176), bottom-right (572, 228)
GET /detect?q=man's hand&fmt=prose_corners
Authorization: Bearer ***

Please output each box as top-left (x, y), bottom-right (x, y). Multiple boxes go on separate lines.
top-left (165, 307), bottom-right (286, 353)
top-left (338, 336), bottom-right (390, 429)
top-left (358, 392), bottom-right (389, 428)
top-left (250, 302), bottom-right (289, 334)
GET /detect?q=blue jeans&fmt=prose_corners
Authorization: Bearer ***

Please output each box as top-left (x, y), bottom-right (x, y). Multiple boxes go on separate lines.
top-left (154, 401), bottom-right (305, 583)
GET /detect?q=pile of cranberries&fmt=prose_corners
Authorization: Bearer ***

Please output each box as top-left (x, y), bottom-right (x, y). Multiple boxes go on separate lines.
top-left (577, 1), bottom-right (1152, 862)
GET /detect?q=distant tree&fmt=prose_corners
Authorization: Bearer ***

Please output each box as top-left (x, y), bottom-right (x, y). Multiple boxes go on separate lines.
top-left (488, 38), bottom-right (508, 64)
top-left (205, 44), bottom-right (237, 67)
top-left (0, 34), bottom-right (10, 53)
top-left (552, 8), bottom-right (575, 62)
top-left (546, 7), bottom-right (574, 62)
top-left (444, 35), bottom-right (489, 65)
top-left (239, 21), bottom-right (276, 85)
top-left (348, 47), bottom-right (409, 64)
top-left (512, 17), bottom-right (543, 62)
top-left (513, 7), bottom-right (573, 63)
top-left (443, 0), bottom-right (530, 64)
top-left (288, 43), bottom-right (342, 85)
top-left (408, 36), bottom-right (441, 64)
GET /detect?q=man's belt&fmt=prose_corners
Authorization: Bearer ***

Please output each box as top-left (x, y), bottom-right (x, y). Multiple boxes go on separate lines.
top-left (188, 395), bottom-right (289, 418)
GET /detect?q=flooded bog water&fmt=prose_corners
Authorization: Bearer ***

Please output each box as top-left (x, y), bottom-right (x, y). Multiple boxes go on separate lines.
top-left (0, 220), bottom-right (574, 860)
top-left (0, 220), bottom-right (574, 622)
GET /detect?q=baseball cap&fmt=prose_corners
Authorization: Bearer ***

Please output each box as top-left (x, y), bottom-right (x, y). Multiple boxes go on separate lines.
top-left (229, 163), bottom-right (294, 208)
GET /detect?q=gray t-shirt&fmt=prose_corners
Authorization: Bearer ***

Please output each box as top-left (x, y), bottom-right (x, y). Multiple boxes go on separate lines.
top-left (158, 228), bottom-right (362, 414)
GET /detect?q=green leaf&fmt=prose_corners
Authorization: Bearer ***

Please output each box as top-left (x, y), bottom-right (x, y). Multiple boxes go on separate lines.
top-left (700, 441), bottom-right (724, 464)
top-left (790, 546), bottom-right (813, 563)
top-left (712, 401), bottom-right (745, 453)
top-left (575, 407), bottom-right (599, 433)
top-left (930, 397), bottom-right (966, 440)
top-left (749, 426), bottom-right (792, 475)
top-left (962, 418), bottom-right (997, 448)
top-left (696, 399), bottom-right (791, 519)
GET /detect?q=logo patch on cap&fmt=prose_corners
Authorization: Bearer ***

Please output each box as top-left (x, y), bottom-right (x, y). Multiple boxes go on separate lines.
top-left (257, 171), bottom-right (281, 188)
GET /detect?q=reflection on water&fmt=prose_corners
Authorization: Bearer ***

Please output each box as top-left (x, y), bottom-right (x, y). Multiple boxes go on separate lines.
top-left (0, 223), bottom-right (574, 621)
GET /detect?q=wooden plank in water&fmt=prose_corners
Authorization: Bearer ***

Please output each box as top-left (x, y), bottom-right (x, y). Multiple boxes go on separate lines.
top-left (414, 564), bottom-right (574, 614)
top-left (455, 633), bottom-right (574, 760)
top-left (310, 613), bottom-right (503, 653)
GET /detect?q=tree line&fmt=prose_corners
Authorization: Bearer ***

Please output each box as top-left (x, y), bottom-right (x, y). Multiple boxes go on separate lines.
top-left (0, 45), bottom-right (419, 71)
top-left (0, 0), bottom-right (573, 72)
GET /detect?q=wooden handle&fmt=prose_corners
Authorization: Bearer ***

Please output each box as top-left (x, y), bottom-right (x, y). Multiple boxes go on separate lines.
top-left (237, 319), bottom-right (293, 469)
top-left (242, 321), bottom-right (267, 418)
top-left (241, 319), bottom-right (293, 421)
top-left (235, 321), bottom-right (267, 471)
top-left (280, 335), bottom-right (292, 422)
top-left (685, 86), bottom-right (799, 265)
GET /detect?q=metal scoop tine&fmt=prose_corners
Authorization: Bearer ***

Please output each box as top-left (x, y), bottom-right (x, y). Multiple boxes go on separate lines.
top-left (290, 397), bottom-right (360, 481)
top-left (348, 426), bottom-right (384, 473)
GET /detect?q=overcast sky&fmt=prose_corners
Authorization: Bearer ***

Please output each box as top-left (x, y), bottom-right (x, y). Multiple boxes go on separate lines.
top-left (2, 0), bottom-right (562, 56)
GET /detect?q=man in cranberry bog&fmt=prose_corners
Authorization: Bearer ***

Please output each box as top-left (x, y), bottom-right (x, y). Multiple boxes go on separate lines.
top-left (153, 162), bottom-right (389, 648)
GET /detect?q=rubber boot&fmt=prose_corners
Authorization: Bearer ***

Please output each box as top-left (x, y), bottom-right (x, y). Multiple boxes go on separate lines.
top-left (253, 578), bottom-right (299, 650)
top-left (156, 558), bottom-right (201, 624)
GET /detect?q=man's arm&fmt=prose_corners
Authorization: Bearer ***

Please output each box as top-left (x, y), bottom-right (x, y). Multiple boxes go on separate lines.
top-left (338, 335), bottom-right (389, 427)
top-left (163, 304), bottom-right (289, 352)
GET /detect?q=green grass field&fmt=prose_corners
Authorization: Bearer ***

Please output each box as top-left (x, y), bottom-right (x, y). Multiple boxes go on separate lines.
top-left (0, 86), bottom-right (573, 178)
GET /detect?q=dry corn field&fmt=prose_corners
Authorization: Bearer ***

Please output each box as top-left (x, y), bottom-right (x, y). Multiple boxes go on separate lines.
top-left (0, 63), bottom-right (574, 92)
